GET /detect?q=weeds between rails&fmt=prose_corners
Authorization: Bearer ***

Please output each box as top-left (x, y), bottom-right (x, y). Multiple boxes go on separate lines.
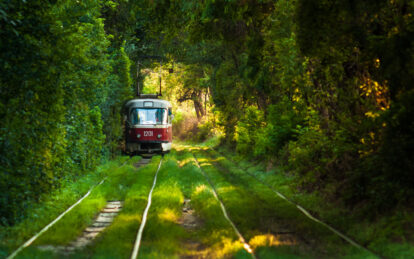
top-left (130, 158), bottom-right (163, 259)
top-left (136, 149), bottom-right (250, 258)
top-left (207, 147), bottom-right (381, 258)
top-left (5, 157), bottom-right (149, 259)
top-left (191, 152), bottom-right (257, 259)
top-left (191, 147), bottom-right (378, 258)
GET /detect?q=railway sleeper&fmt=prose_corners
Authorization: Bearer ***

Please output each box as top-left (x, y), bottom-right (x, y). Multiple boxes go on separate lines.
top-left (37, 201), bottom-right (123, 255)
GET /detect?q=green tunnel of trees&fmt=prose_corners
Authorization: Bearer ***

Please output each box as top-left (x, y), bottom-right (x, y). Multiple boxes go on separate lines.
top-left (1, 0), bottom-right (413, 225)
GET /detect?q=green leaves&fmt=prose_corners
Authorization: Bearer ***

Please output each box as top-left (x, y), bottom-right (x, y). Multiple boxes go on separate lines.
top-left (0, 0), bottom-right (134, 225)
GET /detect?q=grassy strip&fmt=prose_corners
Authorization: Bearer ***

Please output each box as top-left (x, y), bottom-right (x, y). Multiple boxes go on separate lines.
top-left (0, 157), bottom-right (130, 258)
top-left (210, 145), bottom-right (414, 258)
top-left (192, 146), bottom-right (375, 259)
top-left (138, 148), bottom-right (245, 258)
top-left (176, 147), bottom-right (247, 258)
top-left (137, 153), bottom-right (186, 258)
top-left (78, 156), bottom-right (162, 259)
top-left (9, 156), bottom-right (141, 258)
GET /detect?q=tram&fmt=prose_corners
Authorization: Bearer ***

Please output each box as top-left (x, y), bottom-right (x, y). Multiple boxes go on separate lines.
top-left (123, 94), bottom-right (173, 155)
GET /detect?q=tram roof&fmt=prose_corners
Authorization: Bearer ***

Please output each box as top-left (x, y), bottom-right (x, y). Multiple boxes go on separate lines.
top-left (124, 98), bottom-right (172, 109)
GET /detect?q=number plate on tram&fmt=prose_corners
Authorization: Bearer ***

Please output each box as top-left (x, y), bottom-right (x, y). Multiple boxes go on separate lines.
top-left (144, 131), bottom-right (153, 137)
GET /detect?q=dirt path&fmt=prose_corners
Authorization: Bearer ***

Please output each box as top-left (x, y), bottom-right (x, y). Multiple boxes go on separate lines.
top-left (178, 198), bottom-right (206, 259)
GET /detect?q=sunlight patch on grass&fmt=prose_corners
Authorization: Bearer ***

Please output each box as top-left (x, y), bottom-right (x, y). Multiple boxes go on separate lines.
top-left (194, 184), bottom-right (208, 195)
top-left (217, 185), bottom-right (237, 195)
top-left (213, 237), bottom-right (244, 258)
top-left (116, 213), bottom-right (141, 222)
top-left (158, 208), bottom-right (180, 223)
top-left (249, 234), bottom-right (296, 249)
top-left (177, 156), bottom-right (194, 167)
top-left (199, 162), bottom-right (213, 168)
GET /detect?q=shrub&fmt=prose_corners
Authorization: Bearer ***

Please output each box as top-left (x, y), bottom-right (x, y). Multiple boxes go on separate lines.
top-left (262, 102), bottom-right (305, 156)
top-left (234, 106), bottom-right (264, 157)
top-left (172, 111), bottom-right (199, 140)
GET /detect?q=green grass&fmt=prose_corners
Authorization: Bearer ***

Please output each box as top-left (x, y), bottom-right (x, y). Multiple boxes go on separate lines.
top-left (80, 156), bottom-right (162, 259)
top-left (205, 144), bottom-right (414, 258)
top-left (177, 148), bottom-right (246, 258)
top-left (191, 146), bottom-right (376, 259)
top-left (137, 148), bottom-right (246, 258)
top-left (3, 156), bottom-right (143, 258)
top-left (32, 156), bottom-right (142, 246)
top-left (5, 143), bottom-right (406, 258)
top-left (138, 156), bottom-right (186, 258)
top-left (0, 156), bottom-right (130, 258)
top-left (1, 150), bottom-right (248, 259)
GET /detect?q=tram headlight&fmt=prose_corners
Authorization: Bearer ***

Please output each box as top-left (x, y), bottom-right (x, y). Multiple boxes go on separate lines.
top-left (157, 134), bottom-right (162, 139)
top-left (137, 134), bottom-right (141, 138)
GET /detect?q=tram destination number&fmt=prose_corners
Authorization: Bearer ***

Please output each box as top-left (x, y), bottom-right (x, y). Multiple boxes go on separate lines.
top-left (144, 131), bottom-right (153, 137)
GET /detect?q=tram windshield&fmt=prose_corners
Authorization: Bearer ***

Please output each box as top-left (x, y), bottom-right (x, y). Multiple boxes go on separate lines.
top-left (130, 108), bottom-right (167, 125)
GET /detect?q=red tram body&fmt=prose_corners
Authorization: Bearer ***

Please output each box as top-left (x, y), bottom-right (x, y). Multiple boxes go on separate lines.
top-left (123, 95), bottom-right (173, 154)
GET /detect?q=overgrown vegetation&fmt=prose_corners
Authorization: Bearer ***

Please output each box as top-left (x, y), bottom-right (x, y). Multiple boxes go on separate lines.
top-left (192, 146), bottom-right (378, 258)
top-left (205, 145), bottom-right (414, 258)
top-left (0, 156), bottom-right (130, 258)
top-left (124, 0), bottom-right (414, 218)
top-left (0, 1), bottom-right (133, 225)
top-left (1, 1), bottom-right (413, 255)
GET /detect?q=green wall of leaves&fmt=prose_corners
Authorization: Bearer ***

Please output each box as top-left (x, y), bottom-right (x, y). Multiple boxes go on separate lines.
top-left (127, 0), bottom-right (414, 215)
top-left (0, 0), bottom-right (133, 225)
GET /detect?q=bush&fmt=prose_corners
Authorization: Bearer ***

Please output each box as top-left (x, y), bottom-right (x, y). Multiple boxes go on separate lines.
top-left (234, 106), bottom-right (264, 157)
top-left (172, 111), bottom-right (199, 140)
top-left (194, 120), bottom-right (216, 142)
top-left (263, 102), bottom-right (304, 156)
top-left (234, 102), bottom-right (304, 160)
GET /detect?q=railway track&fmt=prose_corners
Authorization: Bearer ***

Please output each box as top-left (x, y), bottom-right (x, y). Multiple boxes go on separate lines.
top-left (191, 153), bottom-right (257, 259)
top-left (6, 157), bottom-right (153, 259)
top-left (4, 148), bottom-right (382, 258)
top-left (205, 147), bottom-right (383, 259)
top-left (130, 157), bottom-right (163, 259)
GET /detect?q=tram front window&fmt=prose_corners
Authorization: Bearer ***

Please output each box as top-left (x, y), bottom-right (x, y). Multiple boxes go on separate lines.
top-left (131, 108), bottom-right (167, 125)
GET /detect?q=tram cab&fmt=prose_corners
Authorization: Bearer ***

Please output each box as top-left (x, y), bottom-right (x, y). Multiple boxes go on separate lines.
top-left (123, 94), bottom-right (173, 154)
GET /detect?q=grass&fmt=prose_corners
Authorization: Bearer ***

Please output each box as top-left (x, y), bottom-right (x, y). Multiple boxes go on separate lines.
top-left (1, 149), bottom-right (248, 259)
top-left (32, 156), bottom-right (142, 246)
top-left (206, 144), bottom-right (414, 258)
top-left (5, 142), bottom-right (406, 258)
top-left (0, 156), bottom-right (130, 258)
top-left (2, 156), bottom-right (142, 258)
top-left (176, 148), bottom-right (246, 258)
top-left (138, 156), bottom-right (186, 258)
top-left (81, 156), bottom-right (162, 259)
top-left (137, 148), bottom-right (246, 258)
top-left (191, 146), bottom-right (376, 259)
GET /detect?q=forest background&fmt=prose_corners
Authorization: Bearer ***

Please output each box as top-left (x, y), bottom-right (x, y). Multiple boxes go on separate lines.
top-left (1, 0), bottom-right (413, 233)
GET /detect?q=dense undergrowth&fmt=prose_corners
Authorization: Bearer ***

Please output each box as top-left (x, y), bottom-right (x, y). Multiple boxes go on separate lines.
top-left (0, 1), bottom-right (133, 226)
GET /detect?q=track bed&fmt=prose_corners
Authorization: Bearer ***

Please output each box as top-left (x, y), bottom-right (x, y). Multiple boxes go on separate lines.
top-left (3, 146), bottom-right (378, 259)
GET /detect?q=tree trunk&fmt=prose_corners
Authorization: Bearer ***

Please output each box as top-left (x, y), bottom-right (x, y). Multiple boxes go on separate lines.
top-left (193, 90), bottom-right (205, 120)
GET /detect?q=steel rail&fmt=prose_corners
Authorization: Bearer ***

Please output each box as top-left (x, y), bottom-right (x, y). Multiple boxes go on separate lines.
top-left (208, 148), bottom-right (383, 259)
top-left (192, 153), bottom-right (257, 259)
top-left (130, 158), bottom-right (163, 259)
top-left (6, 159), bottom-right (131, 259)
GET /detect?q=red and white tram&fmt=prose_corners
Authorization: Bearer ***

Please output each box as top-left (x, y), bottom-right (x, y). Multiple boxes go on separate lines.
top-left (123, 94), bottom-right (173, 154)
